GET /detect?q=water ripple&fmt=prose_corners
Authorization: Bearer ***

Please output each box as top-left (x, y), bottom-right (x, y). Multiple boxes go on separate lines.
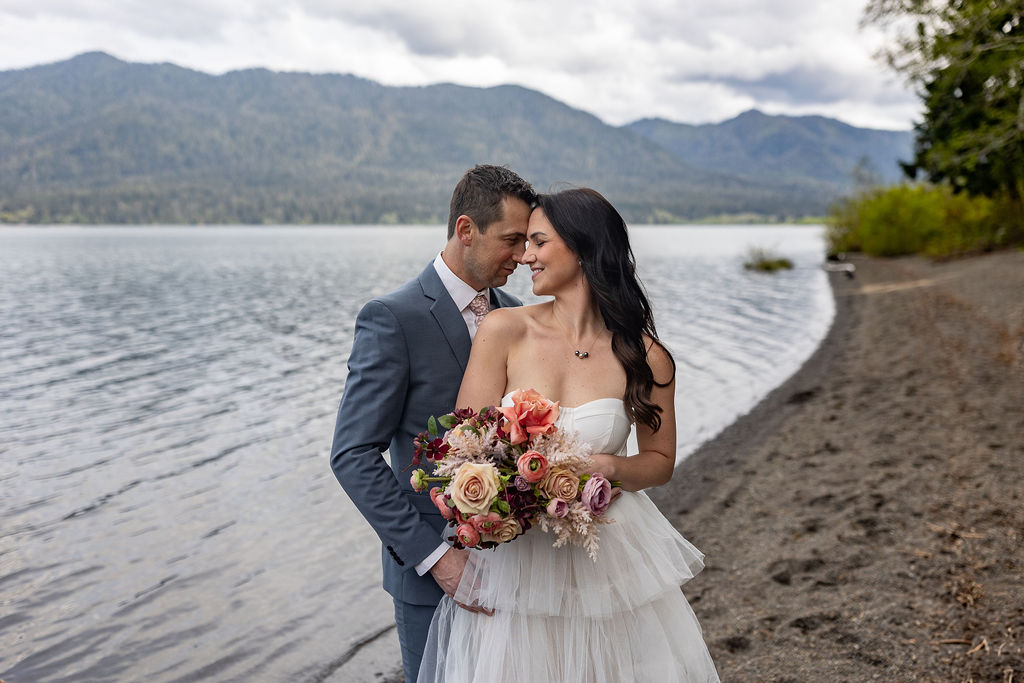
top-left (0, 225), bottom-right (831, 681)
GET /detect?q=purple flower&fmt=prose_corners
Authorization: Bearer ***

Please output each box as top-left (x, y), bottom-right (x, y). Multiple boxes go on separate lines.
top-left (546, 498), bottom-right (569, 518)
top-left (581, 474), bottom-right (613, 516)
top-left (514, 475), bottom-right (531, 491)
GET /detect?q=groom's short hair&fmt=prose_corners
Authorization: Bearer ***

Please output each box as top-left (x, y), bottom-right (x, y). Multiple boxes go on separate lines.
top-left (447, 165), bottom-right (536, 239)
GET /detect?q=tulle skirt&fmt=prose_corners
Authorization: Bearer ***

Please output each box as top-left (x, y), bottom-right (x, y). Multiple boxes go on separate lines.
top-left (417, 490), bottom-right (720, 682)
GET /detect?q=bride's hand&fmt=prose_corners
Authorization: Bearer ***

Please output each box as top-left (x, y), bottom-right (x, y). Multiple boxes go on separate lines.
top-left (587, 452), bottom-right (622, 481)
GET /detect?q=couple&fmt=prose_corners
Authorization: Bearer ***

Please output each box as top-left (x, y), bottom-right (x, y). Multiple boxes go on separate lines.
top-left (330, 165), bottom-right (719, 682)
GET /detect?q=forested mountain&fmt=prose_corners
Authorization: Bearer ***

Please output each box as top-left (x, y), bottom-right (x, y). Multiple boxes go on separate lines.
top-left (627, 110), bottom-right (912, 188)
top-left (0, 53), bottom-right (911, 224)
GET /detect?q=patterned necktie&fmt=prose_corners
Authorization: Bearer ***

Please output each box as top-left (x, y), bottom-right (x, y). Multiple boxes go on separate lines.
top-left (468, 293), bottom-right (490, 327)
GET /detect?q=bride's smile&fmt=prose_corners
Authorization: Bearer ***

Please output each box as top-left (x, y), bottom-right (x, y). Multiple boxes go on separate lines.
top-left (522, 208), bottom-right (582, 296)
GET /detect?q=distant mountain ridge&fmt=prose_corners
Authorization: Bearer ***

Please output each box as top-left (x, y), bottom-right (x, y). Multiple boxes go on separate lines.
top-left (0, 53), bottom-right (912, 224)
top-left (627, 110), bottom-right (910, 187)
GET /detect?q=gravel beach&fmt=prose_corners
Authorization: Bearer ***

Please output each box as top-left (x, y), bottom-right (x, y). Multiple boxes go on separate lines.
top-left (651, 249), bottom-right (1024, 681)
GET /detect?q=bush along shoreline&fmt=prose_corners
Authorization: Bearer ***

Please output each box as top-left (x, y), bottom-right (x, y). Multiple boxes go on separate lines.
top-left (743, 247), bottom-right (794, 272)
top-left (827, 184), bottom-right (1024, 259)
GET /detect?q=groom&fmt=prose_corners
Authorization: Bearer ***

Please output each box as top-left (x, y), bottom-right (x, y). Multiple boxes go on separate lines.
top-left (330, 165), bottom-right (536, 681)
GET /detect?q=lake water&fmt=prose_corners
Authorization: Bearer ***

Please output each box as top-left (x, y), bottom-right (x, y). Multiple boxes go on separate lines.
top-left (0, 225), bottom-right (833, 681)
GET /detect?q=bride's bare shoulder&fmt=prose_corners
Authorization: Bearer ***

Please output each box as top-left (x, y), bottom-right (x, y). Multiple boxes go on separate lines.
top-left (478, 303), bottom-right (548, 335)
top-left (475, 305), bottom-right (530, 341)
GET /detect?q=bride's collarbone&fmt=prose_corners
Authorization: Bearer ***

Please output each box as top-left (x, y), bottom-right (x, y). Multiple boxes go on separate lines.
top-left (505, 358), bottom-right (626, 408)
top-left (511, 329), bottom-right (614, 363)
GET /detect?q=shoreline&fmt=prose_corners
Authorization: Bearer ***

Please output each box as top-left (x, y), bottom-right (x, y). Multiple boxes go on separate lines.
top-left (658, 249), bottom-right (1024, 681)
top-left (648, 260), bottom-right (855, 517)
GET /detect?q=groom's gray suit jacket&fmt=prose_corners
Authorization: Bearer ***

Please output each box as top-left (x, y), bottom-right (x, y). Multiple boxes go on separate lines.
top-left (330, 262), bottom-right (521, 606)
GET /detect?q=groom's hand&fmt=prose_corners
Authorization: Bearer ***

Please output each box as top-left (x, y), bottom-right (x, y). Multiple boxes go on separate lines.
top-left (429, 547), bottom-right (494, 616)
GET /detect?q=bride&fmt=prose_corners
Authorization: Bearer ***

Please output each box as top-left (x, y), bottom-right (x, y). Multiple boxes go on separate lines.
top-left (417, 188), bottom-right (720, 682)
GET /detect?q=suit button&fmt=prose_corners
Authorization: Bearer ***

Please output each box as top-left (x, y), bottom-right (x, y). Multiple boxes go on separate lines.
top-left (386, 545), bottom-right (404, 566)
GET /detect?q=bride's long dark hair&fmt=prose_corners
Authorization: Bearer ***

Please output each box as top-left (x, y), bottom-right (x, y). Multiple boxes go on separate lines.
top-left (537, 188), bottom-right (675, 432)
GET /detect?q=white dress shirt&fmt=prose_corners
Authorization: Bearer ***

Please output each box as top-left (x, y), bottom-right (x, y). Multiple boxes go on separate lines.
top-left (432, 252), bottom-right (489, 339)
top-left (414, 252), bottom-right (489, 576)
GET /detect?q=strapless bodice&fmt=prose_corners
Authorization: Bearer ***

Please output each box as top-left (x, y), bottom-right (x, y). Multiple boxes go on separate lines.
top-left (501, 393), bottom-right (632, 457)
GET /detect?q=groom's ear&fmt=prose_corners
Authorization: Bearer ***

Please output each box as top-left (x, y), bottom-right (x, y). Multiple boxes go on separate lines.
top-left (454, 214), bottom-right (476, 246)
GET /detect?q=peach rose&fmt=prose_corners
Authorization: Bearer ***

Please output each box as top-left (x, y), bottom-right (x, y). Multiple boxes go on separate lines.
top-left (485, 517), bottom-right (523, 544)
top-left (539, 467), bottom-right (580, 502)
top-left (448, 462), bottom-right (500, 516)
top-left (516, 450), bottom-right (549, 483)
top-left (499, 388), bottom-right (559, 445)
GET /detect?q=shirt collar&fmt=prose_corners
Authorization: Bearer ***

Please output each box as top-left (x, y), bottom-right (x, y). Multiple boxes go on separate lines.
top-left (433, 252), bottom-right (487, 312)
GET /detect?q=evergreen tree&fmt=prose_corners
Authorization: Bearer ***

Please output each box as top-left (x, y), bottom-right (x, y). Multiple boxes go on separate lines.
top-left (864, 0), bottom-right (1024, 199)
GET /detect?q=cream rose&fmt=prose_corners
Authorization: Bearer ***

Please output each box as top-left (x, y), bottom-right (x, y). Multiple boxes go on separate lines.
top-left (540, 467), bottom-right (580, 502)
top-left (485, 517), bottom-right (523, 544)
top-left (448, 462), bottom-right (500, 516)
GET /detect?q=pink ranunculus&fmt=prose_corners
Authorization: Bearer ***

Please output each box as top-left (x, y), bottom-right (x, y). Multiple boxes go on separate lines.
top-left (546, 498), bottom-right (569, 518)
top-left (470, 511), bottom-right (502, 534)
top-left (456, 523), bottom-right (480, 548)
top-left (581, 474), bottom-right (613, 516)
top-left (516, 450), bottom-right (549, 483)
top-left (498, 388), bottom-right (560, 445)
top-left (433, 491), bottom-right (455, 520)
top-left (410, 469), bottom-right (429, 492)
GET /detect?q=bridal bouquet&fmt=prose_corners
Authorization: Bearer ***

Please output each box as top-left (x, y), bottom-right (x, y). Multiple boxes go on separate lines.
top-left (409, 389), bottom-right (615, 560)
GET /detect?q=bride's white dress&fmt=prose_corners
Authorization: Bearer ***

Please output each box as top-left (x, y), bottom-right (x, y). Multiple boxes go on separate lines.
top-left (417, 397), bottom-right (720, 682)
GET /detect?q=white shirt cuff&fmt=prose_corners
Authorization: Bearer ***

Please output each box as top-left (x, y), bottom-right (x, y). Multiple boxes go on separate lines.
top-left (414, 542), bottom-right (451, 576)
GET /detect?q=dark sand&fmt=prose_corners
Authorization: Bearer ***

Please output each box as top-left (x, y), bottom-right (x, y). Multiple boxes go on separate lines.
top-left (368, 250), bottom-right (1024, 682)
top-left (650, 250), bottom-right (1024, 681)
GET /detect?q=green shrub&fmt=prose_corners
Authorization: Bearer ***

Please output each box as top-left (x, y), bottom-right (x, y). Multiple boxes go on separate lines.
top-left (924, 191), bottom-right (993, 257)
top-left (827, 184), bottom-right (1021, 259)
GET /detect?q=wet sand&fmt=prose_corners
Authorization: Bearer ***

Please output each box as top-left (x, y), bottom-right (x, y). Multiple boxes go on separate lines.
top-left (651, 249), bottom-right (1024, 681)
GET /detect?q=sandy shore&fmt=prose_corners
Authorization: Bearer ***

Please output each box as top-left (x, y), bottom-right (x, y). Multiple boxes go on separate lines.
top-left (650, 249), bottom-right (1024, 681)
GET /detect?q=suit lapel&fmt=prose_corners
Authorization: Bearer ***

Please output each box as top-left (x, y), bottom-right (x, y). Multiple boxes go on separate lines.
top-left (490, 288), bottom-right (518, 310)
top-left (419, 264), bottom-right (473, 372)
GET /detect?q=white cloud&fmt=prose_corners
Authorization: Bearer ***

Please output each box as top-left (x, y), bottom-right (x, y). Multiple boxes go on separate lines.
top-left (0, 0), bottom-right (919, 129)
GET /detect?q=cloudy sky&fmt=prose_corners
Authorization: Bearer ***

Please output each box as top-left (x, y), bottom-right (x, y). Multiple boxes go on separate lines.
top-left (0, 0), bottom-right (918, 130)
